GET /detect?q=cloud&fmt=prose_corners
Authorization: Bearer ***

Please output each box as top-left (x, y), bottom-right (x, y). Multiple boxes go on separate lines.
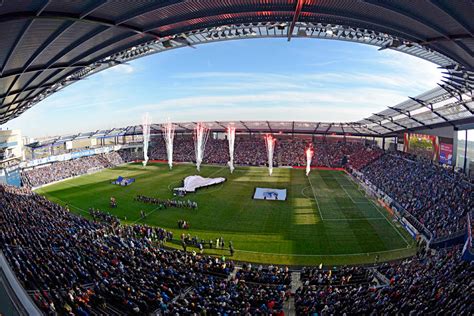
top-left (100, 63), bottom-right (135, 75)
top-left (4, 40), bottom-right (443, 137)
top-left (118, 87), bottom-right (407, 124)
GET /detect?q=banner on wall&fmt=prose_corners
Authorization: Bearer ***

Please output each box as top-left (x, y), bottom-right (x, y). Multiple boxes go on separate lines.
top-left (439, 143), bottom-right (453, 165)
top-left (5, 166), bottom-right (21, 187)
top-left (20, 145), bottom-right (122, 168)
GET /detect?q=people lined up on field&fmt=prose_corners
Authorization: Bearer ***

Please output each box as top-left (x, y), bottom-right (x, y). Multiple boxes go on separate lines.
top-left (89, 207), bottom-right (120, 226)
top-left (180, 233), bottom-right (234, 255)
top-left (135, 194), bottom-right (198, 209)
top-left (177, 219), bottom-right (190, 229)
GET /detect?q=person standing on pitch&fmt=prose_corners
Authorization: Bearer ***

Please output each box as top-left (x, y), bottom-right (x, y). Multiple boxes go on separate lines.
top-left (182, 240), bottom-right (187, 253)
top-left (229, 241), bottom-right (234, 256)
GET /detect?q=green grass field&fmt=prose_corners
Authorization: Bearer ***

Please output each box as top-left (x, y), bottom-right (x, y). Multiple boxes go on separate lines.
top-left (36, 162), bottom-right (415, 266)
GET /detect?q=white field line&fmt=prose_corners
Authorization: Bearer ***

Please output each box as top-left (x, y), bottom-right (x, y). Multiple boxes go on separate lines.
top-left (307, 175), bottom-right (324, 221)
top-left (323, 218), bottom-right (387, 221)
top-left (369, 198), bottom-right (411, 247)
top-left (339, 184), bottom-right (366, 204)
top-left (131, 204), bottom-right (162, 224)
top-left (333, 174), bottom-right (366, 204)
top-left (301, 186), bottom-right (384, 220)
top-left (46, 195), bottom-right (88, 215)
top-left (337, 174), bottom-right (411, 247)
top-left (235, 246), bottom-right (412, 257)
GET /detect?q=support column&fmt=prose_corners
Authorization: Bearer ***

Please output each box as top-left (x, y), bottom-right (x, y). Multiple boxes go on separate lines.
top-left (463, 129), bottom-right (468, 172)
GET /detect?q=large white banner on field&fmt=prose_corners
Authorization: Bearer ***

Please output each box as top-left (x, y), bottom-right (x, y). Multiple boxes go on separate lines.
top-left (253, 188), bottom-right (287, 201)
top-left (176, 175), bottom-right (226, 192)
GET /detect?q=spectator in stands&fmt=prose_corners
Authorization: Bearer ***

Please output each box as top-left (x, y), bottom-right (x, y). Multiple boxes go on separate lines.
top-left (362, 152), bottom-right (472, 238)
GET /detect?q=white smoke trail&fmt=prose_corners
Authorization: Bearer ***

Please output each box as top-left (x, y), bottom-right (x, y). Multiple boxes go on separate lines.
top-left (306, 145), bottom-right (314, 176)
top-left (227, 126), bottom-right (236, 173)
top-left (142, 113), bottom-right (151, 167)
top-left (264, 134), bottom-right (276, 176)
top-left (193, 122), bottom-right (210, 172)
top-left (162, 120), bottom-right (175, 170)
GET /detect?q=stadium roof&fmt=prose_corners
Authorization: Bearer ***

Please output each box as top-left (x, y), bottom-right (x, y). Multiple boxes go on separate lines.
top-left (0, 0), bottom-right (473, 134)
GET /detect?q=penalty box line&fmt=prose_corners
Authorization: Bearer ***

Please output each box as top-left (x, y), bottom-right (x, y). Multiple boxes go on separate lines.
top-left (332, 173), bottom-right (367, 204)
top-left (338, 175), bottom-right (411, 247)
top-left (301, 186), bottom-right (385, 222)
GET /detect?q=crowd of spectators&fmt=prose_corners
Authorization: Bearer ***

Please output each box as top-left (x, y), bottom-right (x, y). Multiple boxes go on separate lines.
top-left (20, 137), bottom-right (380, 189)
top-left (0, 184), bottom-right (231, 314)
top-left (361, 152), bottom-right (473, 238)
top-left (89, 208), bottom-right (120, 226)
top-left (171, 276), bottom-right (288, 315)
top-left (21, 152), bottom-right (130, 188)
top-left (147, 135), bottom-right (379, 169)
top-left (236, 264), bottom-right (291, 285)
top-left (300, 265), bottom-right (370, 287)
top-left (295, 247), bottom-right (471, 315)
top-left (0, 183), bottom-right (472, 314)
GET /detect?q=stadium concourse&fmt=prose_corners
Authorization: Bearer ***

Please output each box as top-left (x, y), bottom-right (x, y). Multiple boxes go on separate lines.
top-left (0, 136), bottom-right (470, 314)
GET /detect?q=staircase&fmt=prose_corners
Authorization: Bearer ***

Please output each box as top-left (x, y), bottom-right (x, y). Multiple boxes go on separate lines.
top-left (283, 271), bottom-right (302, 316)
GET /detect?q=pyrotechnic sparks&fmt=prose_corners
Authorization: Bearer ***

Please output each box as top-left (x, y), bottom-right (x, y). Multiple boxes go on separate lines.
top-left (227, 126), bottom-right (236, 173)
top-left (306, 145), bottom-right (314, 176)
top-left (142, 113), bottom-right (151, 167)
top-left (163, 120), bottom-right (175, 170)
top-left (264, 134), bottom-right (276, 176)
top-left (193, 122), bottom-right (210, 172)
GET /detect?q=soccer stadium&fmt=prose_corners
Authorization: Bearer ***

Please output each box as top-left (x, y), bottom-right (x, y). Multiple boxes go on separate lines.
top-left (0, 1), bottom-right (473, 315)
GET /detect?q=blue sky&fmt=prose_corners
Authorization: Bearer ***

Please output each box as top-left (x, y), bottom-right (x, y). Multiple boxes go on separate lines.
top-left (5, 38), bottom-right (442, 138)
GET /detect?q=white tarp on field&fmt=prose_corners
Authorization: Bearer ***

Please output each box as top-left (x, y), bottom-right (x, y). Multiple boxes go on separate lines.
top-left (253, 188), bottom-right (287, 201)
top-left (176, 175), bottom-right (226, 192)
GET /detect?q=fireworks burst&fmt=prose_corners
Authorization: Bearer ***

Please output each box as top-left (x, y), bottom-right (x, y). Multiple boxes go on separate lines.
top-left (194, 122), bottom-right (210, 172)
top-left (264, 134), bottom-right (276, 176)
top-left (142, 113), bottom-right (151, 167)
top-left (227, 126), bottom-right (236, 173)
top-left (162, 120), bottom-right (175, 170)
